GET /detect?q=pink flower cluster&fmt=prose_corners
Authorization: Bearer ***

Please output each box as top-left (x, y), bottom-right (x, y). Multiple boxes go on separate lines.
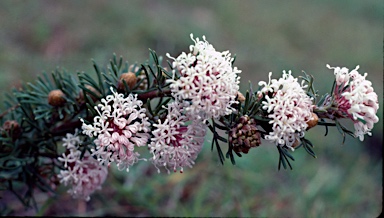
top-left (81, 87), bottom-right (150, 172)
top-left (166, 34), bottom-right (241, 121)
top-left (58, 131), bottom-right (108, 201)
top-left (149, 102), bottom-right (207, 173)
top-left (327, 65), bottom-right (379, 141)
top-left (258, 71), bottom-right (314, 149)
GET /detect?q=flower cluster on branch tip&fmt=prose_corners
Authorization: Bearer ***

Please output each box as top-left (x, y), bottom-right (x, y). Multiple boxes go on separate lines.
top-left (0, 33), bottom-right (379, 206)
top-left (58, 130), bottom-right (108, 201)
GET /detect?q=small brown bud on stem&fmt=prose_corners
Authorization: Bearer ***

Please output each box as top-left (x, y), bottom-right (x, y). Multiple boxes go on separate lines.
top-left (48, 89), bottom-right (66, 107)
top-left (118, 72), bottom-right (137, 91)
top-left (2, 120), bottom-right (22, 141)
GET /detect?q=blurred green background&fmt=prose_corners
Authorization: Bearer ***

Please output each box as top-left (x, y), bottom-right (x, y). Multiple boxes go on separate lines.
top-left (0, 0), bottom-right (382, 217)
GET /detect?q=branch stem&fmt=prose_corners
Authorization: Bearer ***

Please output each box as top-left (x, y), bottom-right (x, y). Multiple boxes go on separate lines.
top-left (0, 104), bottom-right (20, 119)
top-left (137, 89), bottom-right (172, 102)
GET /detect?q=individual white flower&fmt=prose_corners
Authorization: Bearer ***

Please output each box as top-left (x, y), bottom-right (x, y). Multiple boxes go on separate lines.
top-left (326, 64), bottom-right (351, 86)
top-left (81, 87), bottom-right (150, 172)
top-left (62, 131), bottom-right (82, 149)
top-left (327, 65), bottom-right (379, 141)
top-left (259, 71), bottom-right (314, 149)
top-left (149, 101), bottom-right (207, 173)
top-left (166, 34), bottom-right (241, 121)
top-left (257, 72), bottom-right (279, 97)
top-left (57, 131), bottom-right (108, 201)
top-left (58, 150), bottom-right (79, 168)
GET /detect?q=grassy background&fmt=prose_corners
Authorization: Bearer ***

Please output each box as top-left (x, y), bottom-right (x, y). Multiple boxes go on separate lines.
top-left (0, 0), bottom-right (382, 217)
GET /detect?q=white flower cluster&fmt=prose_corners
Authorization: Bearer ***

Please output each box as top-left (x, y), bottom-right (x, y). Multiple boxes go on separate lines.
top-left (327, 65), bottom-right (379, 141)
top-left (81, 87), bottom-right (150, 172)
top-left (258, 71), bottom-right (314, 149)
top-left (149, 102), bottom-right (207, 173)
top-left (166, 34), bottom-right (241, 121)
top-left (57, 131), bottom-right (108, 201)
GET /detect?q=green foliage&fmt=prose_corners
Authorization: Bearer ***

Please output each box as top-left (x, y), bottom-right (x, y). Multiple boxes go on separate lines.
top-left (0, 68), bottom-right (84, 211)
top-left (0, 50), bottom-right (176, 211)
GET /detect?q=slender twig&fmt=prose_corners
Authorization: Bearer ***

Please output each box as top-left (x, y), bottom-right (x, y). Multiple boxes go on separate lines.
top-left (0, 104), bottom-right (20, 119)
top-left (137, 89), bottom-right (172, 102)
top-left (51, 120), bottom-right (83, 136)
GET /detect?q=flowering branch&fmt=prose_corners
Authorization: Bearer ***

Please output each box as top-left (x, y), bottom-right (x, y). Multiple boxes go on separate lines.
top-left (0, 33), bottom-right (379, 210)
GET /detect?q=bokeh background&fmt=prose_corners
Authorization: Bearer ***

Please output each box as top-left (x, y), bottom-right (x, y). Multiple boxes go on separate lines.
top-left (0, 0), bottom-right (382, 217)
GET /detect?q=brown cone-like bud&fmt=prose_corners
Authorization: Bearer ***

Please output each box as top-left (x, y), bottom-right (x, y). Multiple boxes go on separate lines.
top-left (48, 89), bottom-right (66, 107)
top-left (118, 72), bottom-right (137, 91)
top-left (2, 120), bottom-right (22, 141)
top-left (306, 113), bottom-right (319, 130)
top-left (229, 115), bottom-right (261, 154)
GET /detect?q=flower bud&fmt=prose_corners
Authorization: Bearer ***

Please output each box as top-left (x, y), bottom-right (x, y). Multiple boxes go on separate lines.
top-left (48, 89), bottom-right (66, 107)
top-left (2, 120), bottom-right (22, 141)
top-left (229, 115), bottom-right (261, 154)
top-left (118, 72), bottom-right (137, 91)
top-left (306, 113), bottom-right (319, 130)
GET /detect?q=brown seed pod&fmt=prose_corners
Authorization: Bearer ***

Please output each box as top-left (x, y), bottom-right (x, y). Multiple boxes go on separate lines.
top-left (118, 72), bottom-right (137, 91)
top-left (48, 89), bottom-right (66, 107)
